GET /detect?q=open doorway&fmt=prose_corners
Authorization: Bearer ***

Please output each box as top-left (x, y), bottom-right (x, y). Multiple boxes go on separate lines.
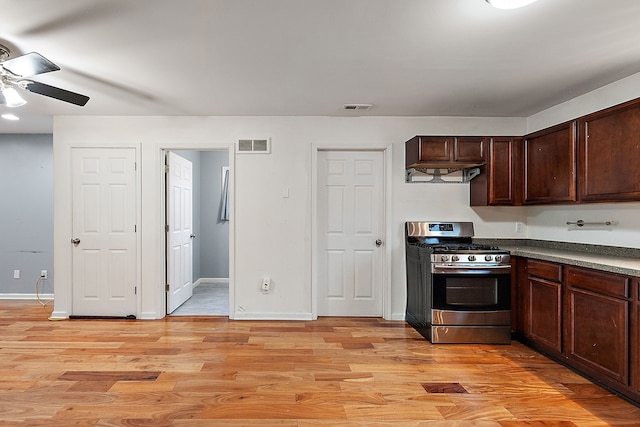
top-left (166, 149), bottom-right (230, 316)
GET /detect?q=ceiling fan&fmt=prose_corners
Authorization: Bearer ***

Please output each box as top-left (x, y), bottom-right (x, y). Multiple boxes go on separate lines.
top-left (0, 44), bottom-right (89, 107)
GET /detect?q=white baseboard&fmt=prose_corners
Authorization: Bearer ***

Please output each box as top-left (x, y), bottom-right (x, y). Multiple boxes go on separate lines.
top-left (0, 293), bottom-right (54, 300)
top-left (194, 278), bottom-right (229, 288)
top-left (390, 312), bottom-right (407, 321)
top-left (139, 311), bottom-right (160, 320)
top-left (232, 311), bottom-right (313, 321)
top-left (49, 310), bottom-right (68, 320)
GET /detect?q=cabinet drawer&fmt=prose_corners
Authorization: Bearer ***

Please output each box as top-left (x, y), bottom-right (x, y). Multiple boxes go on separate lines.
top-left (527, 259), bottom-right (562, 282)
top-left (567, 266), bottom-right (629, 299)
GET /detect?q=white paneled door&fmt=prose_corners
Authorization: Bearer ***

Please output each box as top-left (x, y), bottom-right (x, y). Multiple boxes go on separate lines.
top-left (166, 152), bottom-right (194, 313)
top-left (317, 150), bottom-right (385, 316)
top-left (71, 148), bottom-right (137, 317)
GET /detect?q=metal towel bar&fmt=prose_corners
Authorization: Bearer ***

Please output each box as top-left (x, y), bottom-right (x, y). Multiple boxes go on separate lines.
top-left (566, 220), bottom-right (613, 227)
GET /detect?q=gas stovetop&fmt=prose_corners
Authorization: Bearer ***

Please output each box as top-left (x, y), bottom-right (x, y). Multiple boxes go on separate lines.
top-left (405, 221), bottom-right (510, 265)
top-left (410, 242), bottom-right (500, 252)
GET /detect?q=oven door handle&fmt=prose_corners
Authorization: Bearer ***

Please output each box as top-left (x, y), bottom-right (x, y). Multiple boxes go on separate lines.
top-left (431, 265), bottom-right (512, 274)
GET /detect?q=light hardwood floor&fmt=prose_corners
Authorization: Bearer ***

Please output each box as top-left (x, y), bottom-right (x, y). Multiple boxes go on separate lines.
top-left (1, 299), bottom-right (639, 426)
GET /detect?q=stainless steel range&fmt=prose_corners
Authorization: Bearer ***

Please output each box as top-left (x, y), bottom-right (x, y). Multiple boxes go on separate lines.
top-left (405, 221), bottom-right (511, 344)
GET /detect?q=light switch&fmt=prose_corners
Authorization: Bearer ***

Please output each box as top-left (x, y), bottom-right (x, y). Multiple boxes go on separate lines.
top-left (13, 270), bottom-right (20, 279)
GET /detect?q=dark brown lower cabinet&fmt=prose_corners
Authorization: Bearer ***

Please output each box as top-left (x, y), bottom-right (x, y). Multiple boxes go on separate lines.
top-left (520, 259), bottom-right (563, 356)
top-left (632, 279), bottom-right (640, 396)
top-left (529, 276), bottom-right (563, 354)
top-left (566, 286), bottom-right (629, 385)
top-left (565, 266), bottom-right (630, 387)
top-left (516, 260), bottom-right (640, 404)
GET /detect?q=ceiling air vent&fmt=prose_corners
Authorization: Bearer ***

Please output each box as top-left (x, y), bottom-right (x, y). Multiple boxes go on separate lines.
top-left (236, 138), bottom-right (271, 154)
top-left (342, 103), bottom-right (373, 111)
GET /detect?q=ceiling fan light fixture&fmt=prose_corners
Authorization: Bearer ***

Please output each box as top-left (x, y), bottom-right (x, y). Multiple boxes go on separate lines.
top-left (485, 0), bottom-right (539, 9)
top-left (0, 87), bottom-right (27, 107)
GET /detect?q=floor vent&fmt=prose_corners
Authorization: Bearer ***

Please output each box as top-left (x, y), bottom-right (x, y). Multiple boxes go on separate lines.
top-left (236, 138), bottom-right (271, 153)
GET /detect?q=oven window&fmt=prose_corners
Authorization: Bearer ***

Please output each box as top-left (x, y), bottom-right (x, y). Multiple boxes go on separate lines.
top-left (445, 277), bottom-right (498, 306)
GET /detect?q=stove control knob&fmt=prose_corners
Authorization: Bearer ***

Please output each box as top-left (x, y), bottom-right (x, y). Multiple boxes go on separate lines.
top-left (485, 255), bottom-right (493, 261)
top-left (468, 255), bottom-right (476, 261)
top-left (451, 255), bottom-right (460, 262)
top-left (440, 255), bottom-right (449, 262)
top-left (495, 255), bottom-right (503, 262)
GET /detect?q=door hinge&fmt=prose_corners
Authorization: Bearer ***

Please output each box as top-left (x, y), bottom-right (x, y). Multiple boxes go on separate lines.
top-left (134, 224), bottom-right (137, 232)
top-left (134, 286), bottom-right (137, 295)
top-left (164, 164), bottom-right (169, 173)
top-left (165, 224), bottom-right (169, 232)
top-left (166, 283), bottom-right (170, 292)
top-left (135, 162), bottom-right (137, 171)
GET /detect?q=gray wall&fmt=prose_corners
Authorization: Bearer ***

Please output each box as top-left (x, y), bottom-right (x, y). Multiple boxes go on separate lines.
top-left (0, 134), bottom-right (54, 294)
top-left (200, 150), bottom-right (229, 278)
top-left (173, 150), bottom-right (229, 281)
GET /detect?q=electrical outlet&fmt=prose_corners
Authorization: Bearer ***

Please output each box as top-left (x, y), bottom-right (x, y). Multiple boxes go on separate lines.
top-left (13, 270), bottom-right (20, 279)
top-left (41, 270), bottom-right (48, 278)
top-left (261, 277), bottom-right (271, 293)
top-left (515, 222), bottom-right (524, 233)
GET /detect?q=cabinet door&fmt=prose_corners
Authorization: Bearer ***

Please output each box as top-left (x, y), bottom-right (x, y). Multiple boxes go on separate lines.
top-left (470, 137), bottom-right (520, 206)
top-left (566, 287), bottom-right (629, 385)
top-left (632, 279), bottom-right (639, 394)
top-left (454, 137), bottom-right (486, 163)
top-left (528, 276), bottom-right (563, 354)
top-left (513, 257), bottom-right (528, 335)
top-left (418, 136), bottom-right (452, 162)
top-left (578, 99), bottom-right (640, 202)
top-left (523, 122), bottom-right (577, 204)
top-left (488, 138), bottom-right (517, 205)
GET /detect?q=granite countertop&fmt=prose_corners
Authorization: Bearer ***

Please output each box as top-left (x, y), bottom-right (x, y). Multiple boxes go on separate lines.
top-left (474, 239), bottom-right (640, 277)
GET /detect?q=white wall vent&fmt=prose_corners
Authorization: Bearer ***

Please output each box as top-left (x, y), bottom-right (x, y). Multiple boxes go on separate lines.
top-left (342, 103), bottom-right (373, 111)
top-left (236, 138), bottom-right (271, 154)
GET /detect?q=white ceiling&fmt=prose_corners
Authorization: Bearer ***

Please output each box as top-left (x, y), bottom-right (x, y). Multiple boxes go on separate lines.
top-left (2, 0), bottom-right (640, 133)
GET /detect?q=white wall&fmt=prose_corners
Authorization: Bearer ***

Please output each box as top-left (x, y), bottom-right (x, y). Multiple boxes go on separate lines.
top-left (52, 72), bottom-right (640, 321)
top-left (52, 115), bottom-right (524, 321)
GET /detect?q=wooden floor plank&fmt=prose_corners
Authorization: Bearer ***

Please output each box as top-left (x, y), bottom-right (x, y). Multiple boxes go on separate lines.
top-left (1, 299), bottom-right (640, 426)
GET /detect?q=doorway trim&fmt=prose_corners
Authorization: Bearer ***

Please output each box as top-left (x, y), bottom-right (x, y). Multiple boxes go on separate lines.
top-left (311, 145), bottom-right (393, 320)
top-left (159, 146), bottom-right (235, 318)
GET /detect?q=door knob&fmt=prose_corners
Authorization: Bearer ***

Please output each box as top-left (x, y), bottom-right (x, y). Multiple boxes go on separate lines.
top-left (190, 234), bottom-right (196, 239)
top-left (71, 238), bottom-right (80, 245)
top-left (375, 239), bottom-right (383, 247)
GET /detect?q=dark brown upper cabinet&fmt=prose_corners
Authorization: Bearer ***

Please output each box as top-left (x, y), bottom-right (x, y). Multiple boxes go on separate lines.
top-left (578, 98), bottom-right (640, 202)
top-left (470, 137), bottom-right (521, 206)
top-left (406, 136), bottom-right (486, 169)
top-left (523, 121), bottom-right (577, 205)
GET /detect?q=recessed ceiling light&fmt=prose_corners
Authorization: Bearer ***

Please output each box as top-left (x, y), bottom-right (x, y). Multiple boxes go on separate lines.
top-left (1, 113), bottom-right (20, 120)
top-left (485, 0), bottom-right (539, 9)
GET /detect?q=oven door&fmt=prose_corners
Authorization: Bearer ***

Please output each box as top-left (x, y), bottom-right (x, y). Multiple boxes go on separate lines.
top-left (431, 268), bottom-right (510, 312)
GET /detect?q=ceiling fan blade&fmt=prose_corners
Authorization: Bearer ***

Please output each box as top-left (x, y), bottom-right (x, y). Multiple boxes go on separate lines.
top-left (22, 80), bottom-right (89, 106)
top-left (2, 52), bottom-right (60, 77)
